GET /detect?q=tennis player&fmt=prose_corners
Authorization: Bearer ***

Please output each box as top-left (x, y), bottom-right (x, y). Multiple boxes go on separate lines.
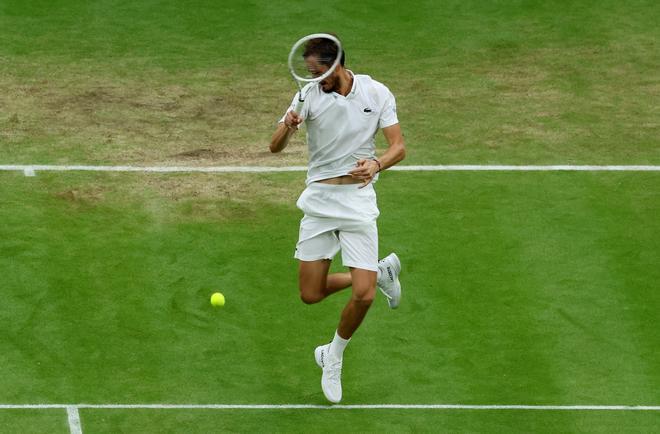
top-left (270, 36), bottom-right (406, 403)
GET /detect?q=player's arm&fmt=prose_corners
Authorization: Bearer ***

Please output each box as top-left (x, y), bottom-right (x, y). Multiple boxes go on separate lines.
top-left (349, 123), bottom-right (406, 186)
top-left (270, 111), bottom-right (303, 153)
top-left (377, 123), bottom-right (406, 169)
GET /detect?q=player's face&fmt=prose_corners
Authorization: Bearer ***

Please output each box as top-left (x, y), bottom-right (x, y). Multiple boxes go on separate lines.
top-left (305, 56), bottom-right (327, 77)
top-left (305, 55), bottom-right (336, 93)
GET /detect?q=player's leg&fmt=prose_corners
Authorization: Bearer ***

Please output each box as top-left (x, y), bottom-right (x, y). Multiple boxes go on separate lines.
top-left (295, 185), bottom-right (356, 303)
top-left (328, 271), bottom-right (352, 294)
top-left (315, 266), bottom-right (376, 403)
top-left (296, 217), bottom-right (353, 304)
top-left (298, 260), bottom-right (352, 304)
top-left (337, 268), bottom-right (377, 338)
top-left (314, 220), bottom-right (380, 403)
top-left (310, 183), bottom-right (383, 403)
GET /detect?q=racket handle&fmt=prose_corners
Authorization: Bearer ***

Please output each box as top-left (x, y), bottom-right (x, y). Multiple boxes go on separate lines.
top-left (294, 98), bottom-right (304, 114)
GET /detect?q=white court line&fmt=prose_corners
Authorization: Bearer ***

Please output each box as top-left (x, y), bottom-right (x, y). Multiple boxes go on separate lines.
top-left (0, 165), bottom-right (306, 173)
top-left (1, 164), bottom-right (660, 175)
top-left (1, 404), bottom-right (659, 411)
top-left (66, 406), bottom-right (83, 434)
top-left (392, 165), bottom-right (660, 172)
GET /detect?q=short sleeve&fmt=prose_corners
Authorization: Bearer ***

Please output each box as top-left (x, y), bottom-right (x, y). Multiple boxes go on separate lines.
top-left (379, 89), bottom-right (398, 129)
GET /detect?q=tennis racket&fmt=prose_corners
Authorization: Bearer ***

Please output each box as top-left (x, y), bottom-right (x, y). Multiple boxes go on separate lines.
top-left (288, 33), bottom-right (343, 114)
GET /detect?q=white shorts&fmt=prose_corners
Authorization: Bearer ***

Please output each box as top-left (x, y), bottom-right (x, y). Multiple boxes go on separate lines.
top-left (294, 182), bottom-right (380, 271)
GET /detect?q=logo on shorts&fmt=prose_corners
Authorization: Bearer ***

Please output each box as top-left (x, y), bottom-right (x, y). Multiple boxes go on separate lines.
top-left (363, 108), bottom-right (372, 113)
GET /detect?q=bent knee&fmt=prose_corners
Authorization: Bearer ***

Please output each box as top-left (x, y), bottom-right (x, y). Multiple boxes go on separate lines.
top-left (300, 288), bottom-right (324, 305)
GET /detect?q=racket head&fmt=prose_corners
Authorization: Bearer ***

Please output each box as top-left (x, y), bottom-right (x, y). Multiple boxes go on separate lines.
top-left (288, 33), bottom-right (343, 84)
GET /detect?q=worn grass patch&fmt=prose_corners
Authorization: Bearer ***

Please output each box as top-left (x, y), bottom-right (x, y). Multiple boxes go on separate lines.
top-left (0, 65), bottom-right (308, 165)
top-left (393, 43), bottom-right (660, 164)
top-left (2, 35), bottom-right (658, 166)
top-left (41, 171), bottom-right (304, 224)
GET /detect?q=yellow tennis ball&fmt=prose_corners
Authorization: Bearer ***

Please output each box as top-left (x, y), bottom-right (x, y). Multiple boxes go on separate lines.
top-left (210, 292), bottom-right (225, 307)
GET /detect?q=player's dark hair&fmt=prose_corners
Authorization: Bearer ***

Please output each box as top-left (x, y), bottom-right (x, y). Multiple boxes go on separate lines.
top-left (303, 35), bottom-right (345, 67)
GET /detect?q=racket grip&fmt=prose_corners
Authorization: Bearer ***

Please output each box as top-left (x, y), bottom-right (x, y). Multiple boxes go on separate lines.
top-left (294, 98), bottom-right (304, 114)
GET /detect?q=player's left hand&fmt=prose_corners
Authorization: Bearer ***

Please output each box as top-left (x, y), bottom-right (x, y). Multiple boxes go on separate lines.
top-left (349, 159), bottom-right (380, 188)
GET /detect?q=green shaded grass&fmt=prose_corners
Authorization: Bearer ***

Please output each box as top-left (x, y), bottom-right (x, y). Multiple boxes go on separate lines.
top-left (379, 172), bottom-right (659, 405)
top-left (0, 410), bottom-right (69, 434)
top-left (2, 1), bottom-right (657, 65)
top-left (1, 170), bottom-right (658, 431)
top-left (81, 408), bottom-right (660, 434)
top-left (0, 171), bottom-right (304, 404)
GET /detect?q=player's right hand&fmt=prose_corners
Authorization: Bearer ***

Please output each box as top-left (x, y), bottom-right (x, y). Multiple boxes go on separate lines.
top-left (285, 111), bottom-right (303, 129)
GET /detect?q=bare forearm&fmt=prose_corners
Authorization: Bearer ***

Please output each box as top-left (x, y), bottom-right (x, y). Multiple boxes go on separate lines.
top-left (377, 124), bottom-right (406, 170)
top-left (270, 123), bottom-right (296, 153)
top-left (377, 141), bottom-right (406, 171)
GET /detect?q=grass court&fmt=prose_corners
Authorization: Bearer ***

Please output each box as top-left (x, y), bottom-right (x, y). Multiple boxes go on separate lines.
top-left (1, 0), bottom-right (659, 432)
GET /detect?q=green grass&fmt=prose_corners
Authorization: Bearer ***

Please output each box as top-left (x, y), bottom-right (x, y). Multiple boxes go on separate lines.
top-left (3, 408), bottom-right (659, 434)
top-left (80, 409), bottom-right (660, 433)
top-left (0, 410), bottom-right (70, 434)
top-left (1, 171), bottom-right (659, 432)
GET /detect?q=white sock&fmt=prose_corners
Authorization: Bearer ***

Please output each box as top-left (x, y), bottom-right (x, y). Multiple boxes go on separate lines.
top-left (329, 330), bottom-right (350, 360)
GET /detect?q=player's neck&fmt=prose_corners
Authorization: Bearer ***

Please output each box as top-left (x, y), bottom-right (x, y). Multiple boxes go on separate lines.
top-left (337, 68), bottom-right (353, 97)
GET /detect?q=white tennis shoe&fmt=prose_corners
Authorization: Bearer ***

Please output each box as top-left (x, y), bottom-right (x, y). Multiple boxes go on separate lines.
top-left (377, 253), bottom-right (402, 309)
top-left (314, 344), bottom-right (342, 404)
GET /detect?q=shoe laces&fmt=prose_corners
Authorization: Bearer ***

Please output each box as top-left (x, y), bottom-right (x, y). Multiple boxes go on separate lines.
top-left (325, 356), bottom-right (342, 382)
top-left (378, 286), bottom-right (393, 300)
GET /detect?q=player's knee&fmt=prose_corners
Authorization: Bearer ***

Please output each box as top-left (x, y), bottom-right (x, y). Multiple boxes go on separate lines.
top-left (352, 285), bottom-right (376, 305)
top-left (299, 287), bottom-right (323, 304)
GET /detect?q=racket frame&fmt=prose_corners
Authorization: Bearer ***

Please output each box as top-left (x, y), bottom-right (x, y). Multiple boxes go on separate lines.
top-left (287, 33), bottom-right (343, 113)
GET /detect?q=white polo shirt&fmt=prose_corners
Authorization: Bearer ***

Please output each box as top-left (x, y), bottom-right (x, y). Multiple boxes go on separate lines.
top-left (280, 71), bottom-right (399, 185)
